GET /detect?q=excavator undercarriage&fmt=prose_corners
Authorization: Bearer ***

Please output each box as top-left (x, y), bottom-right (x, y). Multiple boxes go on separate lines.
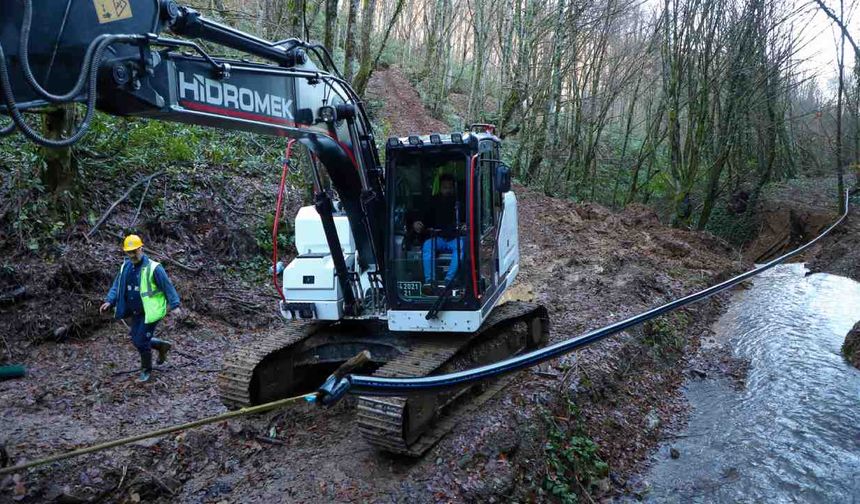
top-left (219, 302), bottom-right (548, 455)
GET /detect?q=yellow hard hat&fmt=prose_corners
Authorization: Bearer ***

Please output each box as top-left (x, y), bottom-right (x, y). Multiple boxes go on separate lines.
top-left (123, 234), bottom-right (144, 251)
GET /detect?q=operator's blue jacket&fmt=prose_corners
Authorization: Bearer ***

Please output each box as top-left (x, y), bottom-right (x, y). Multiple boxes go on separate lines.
top-left (104, 255), bottom-right (181, 320)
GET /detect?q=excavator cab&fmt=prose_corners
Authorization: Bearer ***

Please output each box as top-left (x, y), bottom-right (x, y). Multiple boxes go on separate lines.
top-left (384, 131), bottom-right (518, 332)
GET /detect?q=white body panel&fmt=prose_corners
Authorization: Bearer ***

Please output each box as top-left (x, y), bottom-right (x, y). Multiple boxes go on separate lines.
top-left (294, 205), bottom-right (355, 255)
top-left (386, 265), bottom-right (519, 332)
top-left (388, 308), bottom-right (484, 332)
top-left (281, 205), bottom-right (356, 320)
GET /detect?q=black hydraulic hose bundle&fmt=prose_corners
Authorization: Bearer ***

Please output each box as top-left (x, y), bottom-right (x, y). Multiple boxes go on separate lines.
top-left (17, 0), bottom-right (102, 103)
top-left (0, 0), bottom-right (143, 147)
top-left (0, 1), bottom-right (374, 149)
top-left (317, 191), bottom-right (851, 403)
top-left (0, 33), bottom-right (140, 147)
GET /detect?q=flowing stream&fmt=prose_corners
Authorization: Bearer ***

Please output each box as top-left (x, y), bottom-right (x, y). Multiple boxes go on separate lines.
top-left (644, 264), bottom-right (860, 503)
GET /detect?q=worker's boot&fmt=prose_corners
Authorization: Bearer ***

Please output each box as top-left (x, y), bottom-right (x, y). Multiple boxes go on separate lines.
top-left (151, 337), bottom-right (173, 365)
top-left (138, 351), bottom-right (152, 383)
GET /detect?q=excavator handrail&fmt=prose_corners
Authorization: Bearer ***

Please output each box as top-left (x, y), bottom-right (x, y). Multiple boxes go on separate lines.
top-left (317, 191), bottom-right (852, 403)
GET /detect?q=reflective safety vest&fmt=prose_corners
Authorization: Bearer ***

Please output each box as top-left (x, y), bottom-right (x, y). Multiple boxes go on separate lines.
top-left (119, 259), bottom-right (168, 324)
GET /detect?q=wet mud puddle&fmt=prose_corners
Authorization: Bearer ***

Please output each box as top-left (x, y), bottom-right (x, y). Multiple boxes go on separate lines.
top-left (645, 264), bottom-right (860, 502)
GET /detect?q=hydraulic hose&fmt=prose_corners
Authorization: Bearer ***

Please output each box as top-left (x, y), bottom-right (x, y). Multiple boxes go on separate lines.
top-left (0, 0), bottom-right (144, 147)
top-left (17, 0), bottom-right (103, 103)
top-left (0, 33), bottom-right (140, 147)
top-left (0, 120), bottom-right (14, 136)
top-left (272, 139), bottom-right (298, 301)
top-left (318, 191), bottom-right (851, 402)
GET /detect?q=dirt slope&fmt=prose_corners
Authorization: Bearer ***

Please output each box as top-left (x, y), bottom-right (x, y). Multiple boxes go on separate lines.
top-left (806, 195), bottom-right (860, 282)
top-left (365, 67), bottom-right (449, 136)
top-left (0, 68), bottom-right (744, 503)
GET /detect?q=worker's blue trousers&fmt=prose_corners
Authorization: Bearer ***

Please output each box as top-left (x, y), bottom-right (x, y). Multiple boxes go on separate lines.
top-left (422, 237), bottom-right (466, 283)
top-left (129, 314), bottom-right (158, 354)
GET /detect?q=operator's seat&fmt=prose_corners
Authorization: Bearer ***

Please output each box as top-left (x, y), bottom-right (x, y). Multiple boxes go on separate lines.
top-left (397, 238), bottom-right (454, 285)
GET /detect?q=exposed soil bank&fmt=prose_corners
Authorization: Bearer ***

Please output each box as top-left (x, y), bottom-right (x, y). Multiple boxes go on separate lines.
top-left (805, 202), bottom-right (860, 282)
top-left (742, 178), bottom-right (844, 264)
top-left (0, 68), bottom-right (745, 503)
top-left (739, 177), bottom-right (858, 281)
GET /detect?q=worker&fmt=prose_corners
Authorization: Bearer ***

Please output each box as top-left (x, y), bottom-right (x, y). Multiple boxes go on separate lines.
top-left (100, 234), bottom-right (182, 383)
top-left (412, 173), bottom-right (466, 295)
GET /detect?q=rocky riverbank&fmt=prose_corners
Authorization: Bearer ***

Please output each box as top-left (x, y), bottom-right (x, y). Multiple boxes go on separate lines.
top-left (843, 322), bottom-right (860, 369)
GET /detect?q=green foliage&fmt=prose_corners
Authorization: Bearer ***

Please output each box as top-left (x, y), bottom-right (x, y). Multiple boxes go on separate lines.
top-left (704, 204), bottom-right (759, 246)
top-left (376, 37), bottom-right (401, 68)
top-left (0, 110), bottom-right (298, 254)
top-left (1, 147), bottom-right (59, 250)
top-left (82, 113), bottom-right (285, 171)
top-left (542, 401), bottom-right (609, 503)
top-left (257, 212), bottom-right (294, 257)
top-left (642, 312), bottom-right (690, 358)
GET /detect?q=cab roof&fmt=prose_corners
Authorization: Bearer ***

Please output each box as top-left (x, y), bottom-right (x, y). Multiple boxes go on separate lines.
top-left (385, 131), bottom-right (499, 152)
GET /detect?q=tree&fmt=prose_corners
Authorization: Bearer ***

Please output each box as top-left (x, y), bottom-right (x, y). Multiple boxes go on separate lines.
top-left (836, 0), bottom-right (846, 210)
top-left (324, 0), bottom-right (338, 51)
top-left (41, 105), bottom-right (77, 196)
top-left (353, 0), bottom-right (407, 97)
top-left (343, 0), bottom-right (359, 82)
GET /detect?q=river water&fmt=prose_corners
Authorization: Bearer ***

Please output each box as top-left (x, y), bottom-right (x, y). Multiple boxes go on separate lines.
top-left (644, 264), bottom-right (860, 503)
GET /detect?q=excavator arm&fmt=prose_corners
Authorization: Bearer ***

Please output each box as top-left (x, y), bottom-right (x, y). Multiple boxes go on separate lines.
top-left (0, 0), bottom-right (385, 314)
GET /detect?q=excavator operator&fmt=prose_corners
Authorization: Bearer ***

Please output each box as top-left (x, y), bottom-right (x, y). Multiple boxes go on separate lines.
top-left (100, 235), bottom-right (182, 383)
top-left (412, 173), bottom-right (466, 295)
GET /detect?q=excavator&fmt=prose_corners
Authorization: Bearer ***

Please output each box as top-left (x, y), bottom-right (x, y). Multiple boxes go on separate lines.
top-left (0, 0), bottom-right (548, 456)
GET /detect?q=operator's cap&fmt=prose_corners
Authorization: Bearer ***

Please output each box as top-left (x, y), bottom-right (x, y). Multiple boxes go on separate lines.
top-left (123, 234), bottom-right (144, 252)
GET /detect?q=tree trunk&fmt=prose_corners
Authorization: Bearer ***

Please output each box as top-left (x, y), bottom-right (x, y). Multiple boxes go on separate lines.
top-left (343, 0), bottom-right (359, 82)
top-left (324, 0), bottom-right (338, 51)
top-left (544, 0), bottom-right (566, 165)
top-left (836, 0), bottom-right (845, 210)
top-left (41, 105), bottom-right (77, 195)
top-left (353, 0), bottom-right (406, 97)
top-left (351, 0), bottom-right (376, 93)
top-left (358, 0), bottom-right (376, 65)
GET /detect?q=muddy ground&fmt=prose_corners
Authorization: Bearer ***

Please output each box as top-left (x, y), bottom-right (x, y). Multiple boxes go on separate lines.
top-left (0, 68), bottom-right (750, 503)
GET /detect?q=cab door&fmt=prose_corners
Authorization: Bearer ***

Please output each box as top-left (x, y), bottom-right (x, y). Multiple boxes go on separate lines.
top-left (476, 143), bottom-right (502, 299)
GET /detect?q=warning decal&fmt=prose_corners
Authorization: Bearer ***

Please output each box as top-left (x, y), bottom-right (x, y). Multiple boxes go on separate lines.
top-left (93, 0), bottom-right (133, 24)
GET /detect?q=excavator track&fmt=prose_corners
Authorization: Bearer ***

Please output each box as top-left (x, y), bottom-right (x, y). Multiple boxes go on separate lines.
top-left (356, 301), bottom-right (549, 456)
top-left (218, 322), bottom-right (323, 409)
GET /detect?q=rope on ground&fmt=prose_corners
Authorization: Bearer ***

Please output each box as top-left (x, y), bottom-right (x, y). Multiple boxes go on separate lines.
top-left (0, 353), bottom-right (372, 475)
top-left (0, 392), bottom-right (316, 476)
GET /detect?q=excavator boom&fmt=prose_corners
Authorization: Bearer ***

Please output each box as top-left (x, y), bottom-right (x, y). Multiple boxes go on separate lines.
top-left (0, 0), bottom-right (385, 309)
